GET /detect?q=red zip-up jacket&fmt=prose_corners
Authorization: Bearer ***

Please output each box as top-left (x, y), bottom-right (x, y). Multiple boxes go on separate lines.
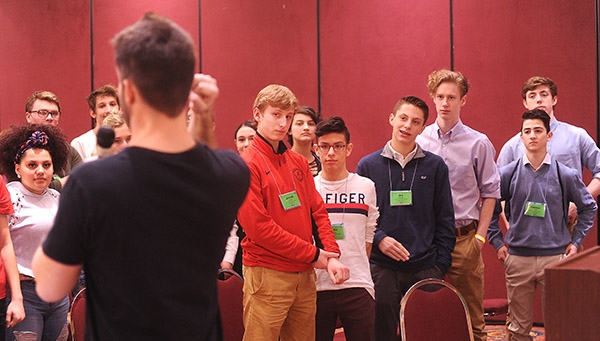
top-left (237, 134), bottom-right (340, 272)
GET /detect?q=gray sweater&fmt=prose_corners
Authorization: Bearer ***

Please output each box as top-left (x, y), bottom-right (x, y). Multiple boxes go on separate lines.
top-left (488, 157), bottom-right (597, 256)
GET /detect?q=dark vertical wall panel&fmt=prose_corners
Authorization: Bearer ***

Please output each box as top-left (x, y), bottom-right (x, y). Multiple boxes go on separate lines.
top-left (201, 0), bottom-right (319, 149)
top-left (454, 1), bottom-right (599, 323)
top-left (319, 0), bottom-right (450, 171)
top-left (0, 1), bottom-right (91, 139)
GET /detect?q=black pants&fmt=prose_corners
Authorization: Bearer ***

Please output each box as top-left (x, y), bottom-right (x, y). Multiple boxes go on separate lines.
top-left (371, 264), bottom-right (443, 341)
top-left (316, 287), bottom-right (374, 341)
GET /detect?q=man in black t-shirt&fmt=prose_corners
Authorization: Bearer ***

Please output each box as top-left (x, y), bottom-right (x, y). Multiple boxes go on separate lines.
top-left (31, 13), bottom-right (249, 340)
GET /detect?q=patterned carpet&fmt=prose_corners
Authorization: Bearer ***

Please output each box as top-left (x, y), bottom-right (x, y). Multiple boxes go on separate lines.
top-left (333, 325), bottom-right (546, 340)
top-left (485, 325), bottom-right (545, 341)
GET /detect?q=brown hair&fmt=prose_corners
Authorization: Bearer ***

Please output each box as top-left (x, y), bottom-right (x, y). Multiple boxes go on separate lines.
top-left (392, 96), bottom-right (429, 123)
top-left (288, 106), bottom-right (321, 145)
top-left (427, 69), bottom-right (470, 98)
top-left (112, 13), bottom-right (196, 118)
top-left (25, 91), bottom-right (61, 113)
top-left (521, 76), bottom-right (557, 100)
top-left (253, 84), bottom-right (299, 113)
top-left (86, 84), bottom-right (119, 112)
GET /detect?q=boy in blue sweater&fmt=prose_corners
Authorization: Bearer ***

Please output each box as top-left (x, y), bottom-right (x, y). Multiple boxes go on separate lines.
top-left (488, 109), bottom-right (597, 341)
top-left (356, 95), bottom-right (456, 340)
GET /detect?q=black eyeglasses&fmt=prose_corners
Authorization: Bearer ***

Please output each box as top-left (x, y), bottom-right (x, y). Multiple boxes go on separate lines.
top-left (29, 109), bottom-right (60, 119)
top-left (317, 144), bottom-right (346, 153)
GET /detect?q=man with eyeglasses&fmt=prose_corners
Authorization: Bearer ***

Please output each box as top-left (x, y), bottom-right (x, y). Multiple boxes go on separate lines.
top-left (23, 91), bottom-right (83, 191)
top-left (313, 116), bottom-right (379, 340)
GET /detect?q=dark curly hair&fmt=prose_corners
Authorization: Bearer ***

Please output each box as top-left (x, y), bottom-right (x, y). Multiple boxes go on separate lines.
top-left (0, 124), bottom-right (69, 181)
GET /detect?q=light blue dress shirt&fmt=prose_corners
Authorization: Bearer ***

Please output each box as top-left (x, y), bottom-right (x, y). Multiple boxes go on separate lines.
top-left (497, 117), bottom-right (600, 178)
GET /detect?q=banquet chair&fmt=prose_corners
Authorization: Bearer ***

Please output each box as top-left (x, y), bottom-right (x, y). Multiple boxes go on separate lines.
top-left (69, 287), bottom-right (87, 341)
top-left (217, 268), bottom-right (244, 341)
top-left (400, 278), bottom-right (474, 341)
top-left (483, 298), bottom-right (509, 324)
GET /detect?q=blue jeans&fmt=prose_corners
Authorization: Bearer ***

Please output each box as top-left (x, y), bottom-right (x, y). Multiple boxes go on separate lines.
top-left (6, 281), bottom-right (68, 341)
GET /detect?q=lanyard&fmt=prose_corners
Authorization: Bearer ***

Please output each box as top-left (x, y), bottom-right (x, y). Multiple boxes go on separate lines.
top-left (388, 158), bottom-right (418, 191)
top-left (254, 146), bottom-right (298, 196)
top-left (319, 175), bottom-right (349, 225)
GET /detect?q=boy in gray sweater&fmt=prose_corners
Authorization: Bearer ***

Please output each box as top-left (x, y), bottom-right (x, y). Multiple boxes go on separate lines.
top-left (488, 109), bottom-right (597, 341)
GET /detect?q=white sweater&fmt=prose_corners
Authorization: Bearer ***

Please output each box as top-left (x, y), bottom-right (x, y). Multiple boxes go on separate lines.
top-left (314, 173), bottom-right (379, 298)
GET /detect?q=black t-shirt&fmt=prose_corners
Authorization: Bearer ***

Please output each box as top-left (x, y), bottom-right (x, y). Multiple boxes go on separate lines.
top-left (43, 144), bottom-right (249, 340)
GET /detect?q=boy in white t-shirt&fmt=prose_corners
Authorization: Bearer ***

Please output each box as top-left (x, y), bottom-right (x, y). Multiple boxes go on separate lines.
top-left (314, 116), bottom-right (379, 341)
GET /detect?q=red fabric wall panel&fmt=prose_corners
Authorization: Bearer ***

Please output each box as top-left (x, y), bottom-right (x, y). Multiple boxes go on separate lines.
top-left (453, 1), bottom-right (599, 323)
top-left (86, 0), bottom-right (198, 137)
top-left (201, 0), bottom-right (319, 149)
top-left (319, 0), bottom-right (451, 171)
top-left (454, 2), bottom-right (597, 155)
top-left (1, 2), bottom-right (599, 327)
top-left (91, 0), bottom-right (200, 89)
top-left (0, 0), bottom-right (91, 139)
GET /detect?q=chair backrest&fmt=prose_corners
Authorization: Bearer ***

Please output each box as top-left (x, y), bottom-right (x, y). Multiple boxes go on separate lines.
top-left (69, 287), bottom-right (86, 341)
top-left (217, 268), bottom-right (244, 341)
top-left (400, 278), bottom-right (474, 341)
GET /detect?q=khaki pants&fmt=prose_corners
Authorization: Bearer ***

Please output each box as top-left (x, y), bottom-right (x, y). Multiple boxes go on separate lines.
top-left (504, 254), bottom-right (563, 341)
top-left (242, 266), bottom-right (317, 341)
top-left (504, 218), bottom-right (579, 338)
top-left (446, 229), bottom-right (487, 341)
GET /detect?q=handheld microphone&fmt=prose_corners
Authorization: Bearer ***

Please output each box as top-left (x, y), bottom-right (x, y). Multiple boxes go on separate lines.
top-left (96, 125), bottom-right (115, 157)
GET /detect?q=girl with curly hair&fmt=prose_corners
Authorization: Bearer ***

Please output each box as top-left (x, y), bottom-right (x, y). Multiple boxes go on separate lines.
top-left (0, 124), bottom-right (69, 340)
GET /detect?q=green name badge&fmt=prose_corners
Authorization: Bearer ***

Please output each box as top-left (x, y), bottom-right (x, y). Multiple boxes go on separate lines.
top-left (279, 190), bottom-right (301, 210)
top-left (332, 223), bottom-right (345, 240)
top-left (390, 190), bottom-right (413, 206)
top-left (524, 201), bottom-right (546, 218)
